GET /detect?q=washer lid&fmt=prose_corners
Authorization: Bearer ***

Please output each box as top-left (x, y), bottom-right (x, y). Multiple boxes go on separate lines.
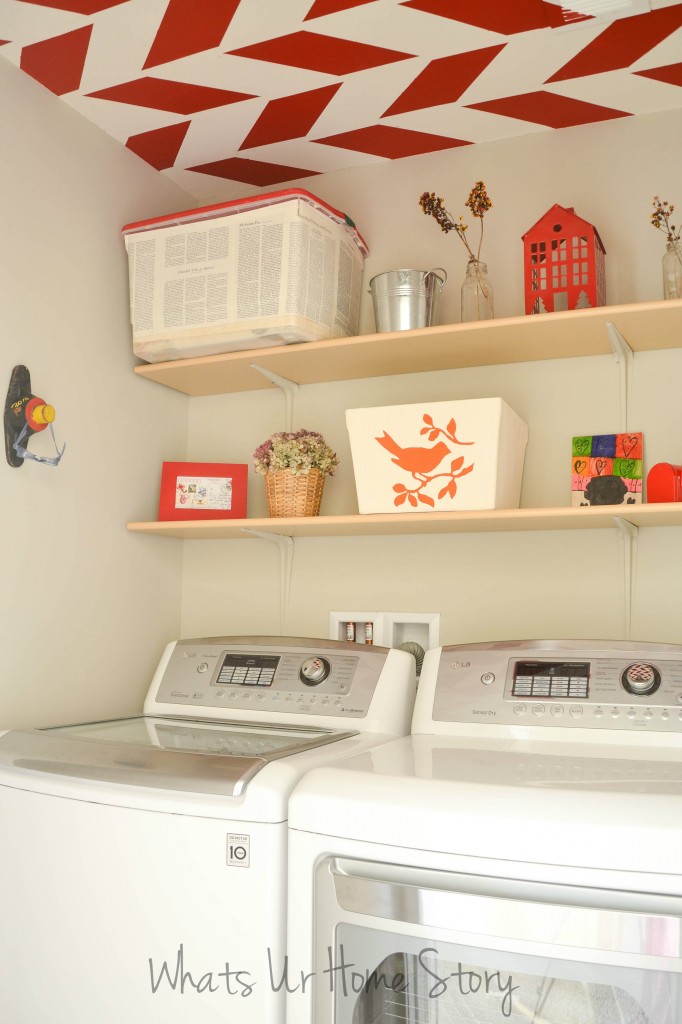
top-left (0, 715), bottom-right (355, 797)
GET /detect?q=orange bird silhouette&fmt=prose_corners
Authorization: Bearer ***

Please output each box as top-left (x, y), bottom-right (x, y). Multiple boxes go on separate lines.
top-left (375, 432), bottom-right (450, 475)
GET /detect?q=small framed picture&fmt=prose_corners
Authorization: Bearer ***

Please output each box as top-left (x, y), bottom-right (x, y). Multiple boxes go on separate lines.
top-left (159, 462), bottom-right (248, 521)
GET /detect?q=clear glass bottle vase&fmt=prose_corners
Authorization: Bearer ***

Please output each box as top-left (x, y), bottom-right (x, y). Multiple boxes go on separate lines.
top-left (461, 258), bottom-right (494, 322)
top-left (662, 241), bottom-right (682, 300)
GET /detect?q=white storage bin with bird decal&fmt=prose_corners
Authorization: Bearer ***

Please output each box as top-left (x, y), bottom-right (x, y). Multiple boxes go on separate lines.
top-left (346, 398), bottom-right (528, 514)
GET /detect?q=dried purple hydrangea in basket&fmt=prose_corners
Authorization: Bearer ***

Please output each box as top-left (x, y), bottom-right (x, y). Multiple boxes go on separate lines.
top-left (253, 429), bottom-right (339, 518)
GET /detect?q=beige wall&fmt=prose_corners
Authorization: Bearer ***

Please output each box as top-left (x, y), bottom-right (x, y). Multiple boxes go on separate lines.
top-left (182, 110), bottom-right (682, 648)
top-left (0, 60), bottom-right (193, 727)
top-left (2, 56), bottom-right (681, 733)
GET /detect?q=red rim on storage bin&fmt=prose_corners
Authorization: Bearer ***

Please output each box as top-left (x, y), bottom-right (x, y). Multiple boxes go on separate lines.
top-left (121, 188), bottom-right (369, 256)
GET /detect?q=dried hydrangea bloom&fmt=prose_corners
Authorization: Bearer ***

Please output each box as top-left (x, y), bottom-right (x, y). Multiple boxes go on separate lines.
top-left (253, 429), bottom-right (339, 476)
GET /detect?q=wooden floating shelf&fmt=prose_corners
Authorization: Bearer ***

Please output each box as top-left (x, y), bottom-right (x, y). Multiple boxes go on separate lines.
top-left (133, 299), bottom-right (682, 397)
top-left (127, 503), bottom-right (682, 541)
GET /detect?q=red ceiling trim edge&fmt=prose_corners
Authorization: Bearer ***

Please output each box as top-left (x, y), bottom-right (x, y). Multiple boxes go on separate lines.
top-left (20, 24), bottom-right (92, 95)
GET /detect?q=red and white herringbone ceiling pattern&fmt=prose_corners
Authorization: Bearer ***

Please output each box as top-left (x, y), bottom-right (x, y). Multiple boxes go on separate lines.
top-left (2, 0), bottom-right (682, 199)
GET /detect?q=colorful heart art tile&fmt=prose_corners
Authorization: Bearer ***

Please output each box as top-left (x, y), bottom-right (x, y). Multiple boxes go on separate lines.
top-left (572, 432), bottom-right (643, 507)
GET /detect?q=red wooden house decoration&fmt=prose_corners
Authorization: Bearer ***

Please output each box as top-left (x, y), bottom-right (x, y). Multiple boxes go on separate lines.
top-left (522, 205), bottom-right (606, 315)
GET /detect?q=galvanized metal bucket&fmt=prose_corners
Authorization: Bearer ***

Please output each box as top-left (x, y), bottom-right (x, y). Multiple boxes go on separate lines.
top-left (369, 268), bottom-right (447, 333)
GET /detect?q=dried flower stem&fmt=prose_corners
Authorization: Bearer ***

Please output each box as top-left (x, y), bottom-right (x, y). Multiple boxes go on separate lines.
top-left (651, 196), bottom-right (680, 243)
top-left (651, 195), bottom-right (682, 267)
top-left (419, 181), bottom-right (492, 264)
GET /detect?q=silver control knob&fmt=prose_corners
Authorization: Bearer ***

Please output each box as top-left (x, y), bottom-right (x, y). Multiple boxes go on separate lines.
top-left (299, 657), bottom-right (331, 686)
top-left (621, 662), bottom-right (661, 696)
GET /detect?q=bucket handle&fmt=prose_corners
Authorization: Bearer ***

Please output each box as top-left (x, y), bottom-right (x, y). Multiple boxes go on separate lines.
top-left (367, 267), bottom-right (447, 293)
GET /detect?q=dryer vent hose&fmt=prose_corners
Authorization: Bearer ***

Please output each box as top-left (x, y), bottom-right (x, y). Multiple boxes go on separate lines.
top-left (397, 641), bottom-right (425, 676)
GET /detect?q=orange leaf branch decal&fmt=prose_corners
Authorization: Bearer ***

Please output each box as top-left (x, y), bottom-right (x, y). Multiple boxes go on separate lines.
top-left (376, 413), bottom-right (475, 508)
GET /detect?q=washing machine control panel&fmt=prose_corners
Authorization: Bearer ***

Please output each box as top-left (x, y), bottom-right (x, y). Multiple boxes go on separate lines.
top-left (152, 637), bottom-right (394, 718)
top-left (431, 642), bottom-right (682, 731)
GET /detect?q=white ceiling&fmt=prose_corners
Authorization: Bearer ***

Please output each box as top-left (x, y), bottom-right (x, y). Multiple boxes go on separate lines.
top-left (2, 0), bottom-right (681, 201)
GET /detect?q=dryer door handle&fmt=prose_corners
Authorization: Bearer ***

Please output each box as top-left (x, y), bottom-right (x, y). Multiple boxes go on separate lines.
top-left (328, 858), bottom-right (682, 958)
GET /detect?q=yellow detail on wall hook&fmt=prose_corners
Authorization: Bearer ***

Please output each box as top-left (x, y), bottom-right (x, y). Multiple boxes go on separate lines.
top-left (4, 365), bottom-right (65, 468)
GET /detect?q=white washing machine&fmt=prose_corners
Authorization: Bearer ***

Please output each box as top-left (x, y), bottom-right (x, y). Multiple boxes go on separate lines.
top-left (287, 639), bottom-right (682, 1024)
top-left (0, 635), bottom-right (415, 1023)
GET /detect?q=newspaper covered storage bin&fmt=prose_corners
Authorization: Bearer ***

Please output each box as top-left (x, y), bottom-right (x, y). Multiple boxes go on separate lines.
top-left (122, 189), bottom-right (368, 363)
top-left (346, 398), bottom-right (529, 514)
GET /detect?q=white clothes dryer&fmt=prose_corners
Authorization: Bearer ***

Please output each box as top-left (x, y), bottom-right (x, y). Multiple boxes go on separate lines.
top-left (287, 639), bottom-right (682, 1024)
top-left (0, 635), bottom-right (415, 1023)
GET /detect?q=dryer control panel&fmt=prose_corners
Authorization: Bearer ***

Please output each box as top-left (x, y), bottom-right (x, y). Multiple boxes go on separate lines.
top-left (429, 640), bottom-right (682, 732)
top-left (150, 636), bottom-right (399, 719)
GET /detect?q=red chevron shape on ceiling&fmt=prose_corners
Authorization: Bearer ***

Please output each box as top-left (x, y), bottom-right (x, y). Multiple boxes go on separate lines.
top-left (126, 121), bottom-right (191, 170)
top-left (400, 0), bottom-right (557, 35)
top-left (240, 83), bottom-right (342, 150)
top-left (18, 0), bottom-right (127, 11)
top-left (143, 0), bottom-right (241, 70)
top-left (467, 90), bottom-right (630, 128)
top-left (383, 45), bottom-right (506, 117)
top-left (547, 6), bottom-right (682, 83)
top-left (226, 31), bottom-right (414, 75)
top-left (305, 0), bottom-right (379, 17)
top-left (188, 156), bottom-right (320, 186)
top-left (635, 62), bottom-right (682, 88)
top-left (87, 77), bottom-right (256, 114)
top-left (314, 124), bottom-right (470, 157)
top-left (5, 0), bottom-right (682, 192)
top-left (20, 25), bottom-right (92, 95)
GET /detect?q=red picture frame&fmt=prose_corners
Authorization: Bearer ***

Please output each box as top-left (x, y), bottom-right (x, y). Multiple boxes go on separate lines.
top-left (159, 462), bottom-right (248, 521)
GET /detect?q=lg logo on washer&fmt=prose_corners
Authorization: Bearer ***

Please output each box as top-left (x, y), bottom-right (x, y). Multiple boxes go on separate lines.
top-left (227, 834), bottom-right (250, 867)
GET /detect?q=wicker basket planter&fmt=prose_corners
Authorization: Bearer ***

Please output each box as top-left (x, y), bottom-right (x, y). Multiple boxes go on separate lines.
top-left (265, 469), bottom-right (325, 517)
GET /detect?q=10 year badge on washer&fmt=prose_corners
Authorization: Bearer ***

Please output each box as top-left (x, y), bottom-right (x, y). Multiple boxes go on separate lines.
top-left (227, 834), bottom-right (250, 867)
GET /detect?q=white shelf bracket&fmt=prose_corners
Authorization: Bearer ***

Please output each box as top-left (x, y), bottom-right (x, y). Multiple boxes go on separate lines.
top-left (606, 322), bottom-right (633, 432)
top-left (250, 364), bottom-right (300, 431)
top-left (614, 516), bottom-right (638, 641)
top-left (240, 529), bottom-right (294, 633)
